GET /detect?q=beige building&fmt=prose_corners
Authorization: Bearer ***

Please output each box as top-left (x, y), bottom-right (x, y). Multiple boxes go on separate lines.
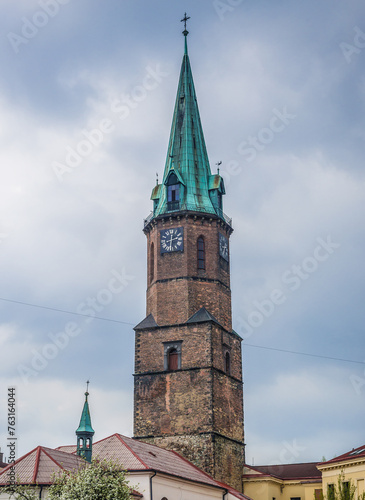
top-left (242, 462), bottom-right (322, 500)
top-left (317, 444), bottom-right (365, 500)
top-left (243, 445), bottom-right (365, 500)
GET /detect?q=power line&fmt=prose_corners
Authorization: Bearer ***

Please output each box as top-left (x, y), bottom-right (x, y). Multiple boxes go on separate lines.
top-left (0, 295), bottom-right (363, 365)
top-left (0, 297), bottom-right (135, 326)
top-left (244, 343), bottom-right (365, 365)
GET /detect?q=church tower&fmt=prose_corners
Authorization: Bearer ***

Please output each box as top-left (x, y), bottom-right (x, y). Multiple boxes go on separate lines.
top-left (133, 18), bottom-right (245, 492)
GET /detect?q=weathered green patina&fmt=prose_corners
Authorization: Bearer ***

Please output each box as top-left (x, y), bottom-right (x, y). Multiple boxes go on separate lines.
top-left (76, 391), bottom-right (94, 434)
top-left (76, 388), bottom-right (94, 463)
top-left (149, 28), bottom-right (229, 226)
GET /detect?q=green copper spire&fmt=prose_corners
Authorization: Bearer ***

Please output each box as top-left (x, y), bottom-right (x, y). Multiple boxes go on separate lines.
top-left (76, 382), bottom-right (94, 463)
top-left (148, 16), bottom-right (230, 226)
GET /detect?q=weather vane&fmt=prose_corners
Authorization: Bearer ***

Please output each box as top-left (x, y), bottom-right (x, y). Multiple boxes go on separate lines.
top-left (86, 380), bottom-right (89, 393)
top-left (216, 160), bottom-right (222, 175)
top-left (181, 12), bottom-right (190, 36)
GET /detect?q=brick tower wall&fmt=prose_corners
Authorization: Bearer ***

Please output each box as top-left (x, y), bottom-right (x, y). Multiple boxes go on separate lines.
top-left (145, 215), bottom-right (232, 331)
top-left (134, 213), bottom-right (245, 492)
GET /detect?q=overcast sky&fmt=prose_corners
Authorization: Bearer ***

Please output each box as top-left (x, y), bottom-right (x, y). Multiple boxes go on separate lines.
top-left (0, 0), bottom-right (364, 467)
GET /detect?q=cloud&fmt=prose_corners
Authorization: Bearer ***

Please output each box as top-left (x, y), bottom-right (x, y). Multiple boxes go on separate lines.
top-left (245, 365), bottom-right (365, 463)
top-left (0, 378), bottom-right (132, 459)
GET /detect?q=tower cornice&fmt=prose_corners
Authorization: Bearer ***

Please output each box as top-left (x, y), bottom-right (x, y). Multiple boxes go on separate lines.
top-left (143, 210), bottom-right (233, 235)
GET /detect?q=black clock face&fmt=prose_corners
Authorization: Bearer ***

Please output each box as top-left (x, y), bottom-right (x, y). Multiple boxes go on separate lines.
top-left (219, 233), bottom-right (229, 261)
top-left (160, 227), bottom-right (184, 253)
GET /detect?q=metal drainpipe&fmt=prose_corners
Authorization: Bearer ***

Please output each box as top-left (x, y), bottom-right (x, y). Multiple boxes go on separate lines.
top-left (39, 485), bottom-right (43, 499)
top-left (150, 471), bottom-right (157, 500)
top-left (223, 488), bottom-right (228, 499)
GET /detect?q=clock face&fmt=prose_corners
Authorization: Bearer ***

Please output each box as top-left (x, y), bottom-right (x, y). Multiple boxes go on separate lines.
top-left (219, 233), bottom-right (229, 261)
top-left (160, 227), bottom-right (184, 254)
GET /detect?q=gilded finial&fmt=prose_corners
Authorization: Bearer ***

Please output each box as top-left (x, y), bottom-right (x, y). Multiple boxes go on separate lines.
top-left (85, 380), bottom-right (90, 398)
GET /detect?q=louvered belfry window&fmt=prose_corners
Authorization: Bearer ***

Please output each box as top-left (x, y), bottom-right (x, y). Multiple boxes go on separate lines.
top-left (197, 236), bottom-right (205, 270)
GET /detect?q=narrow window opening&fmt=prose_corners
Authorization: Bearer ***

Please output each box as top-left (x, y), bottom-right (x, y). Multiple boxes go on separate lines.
top-left (225, 352), bottom-right (231, 374)
top-left (149, 243), bottom-right (154, 284)
top-left (197, 236), bottom-right (205, 270)
top-left (79, 438), bottom-right (84, 448)
top-left (168, 348), bottom-right (178, 371)
top-left (86, 438), bottom-right (91, 449)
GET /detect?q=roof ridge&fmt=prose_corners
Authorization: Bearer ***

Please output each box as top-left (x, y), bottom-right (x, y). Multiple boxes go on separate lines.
top-left (115, 435), bottom-right (149, 469)
top-left (0, 445), bottom-right (40, 477)
top-left (32, 447), bottom-right (42, 483)
top-left (41, 447), bottom-right (68, 471)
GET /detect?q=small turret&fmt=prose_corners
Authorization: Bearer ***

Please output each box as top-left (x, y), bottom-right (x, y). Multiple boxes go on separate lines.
top-left (76, 381), bottom-right (94, 463)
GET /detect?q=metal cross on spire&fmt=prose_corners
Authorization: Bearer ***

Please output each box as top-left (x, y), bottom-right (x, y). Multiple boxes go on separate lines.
top-left (181, 12), bottom-right (190, 36)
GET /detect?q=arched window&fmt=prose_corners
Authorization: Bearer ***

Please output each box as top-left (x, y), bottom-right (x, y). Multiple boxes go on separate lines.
top-left (163, 341), bottom-right (182, 371)
top-left (86, 438), bottom-right (91, 449)
top-left (78, 438), bottom-right (84, 448)
top-left (168, 348), bottom-right (178, 371)
top-left (197, 236), bottom-right (205, 270)
top-left (225, 351), bottom-right (231, 375)
top-left (167, 173), bottom-right (180, 211)
top-left (149, 242), bottom-right (154, 284)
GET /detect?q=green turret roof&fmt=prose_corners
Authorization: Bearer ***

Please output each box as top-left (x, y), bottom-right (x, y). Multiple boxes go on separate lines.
top-left (76, 391), bottom-right (94, 435)
top-left (149, 25), bottom-right (230, 225)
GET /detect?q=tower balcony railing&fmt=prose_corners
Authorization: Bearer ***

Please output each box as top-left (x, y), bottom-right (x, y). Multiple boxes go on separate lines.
top-left (144, 203), bottom-right (232, 228)
top-left (167, 200), bottom-right (180, 212)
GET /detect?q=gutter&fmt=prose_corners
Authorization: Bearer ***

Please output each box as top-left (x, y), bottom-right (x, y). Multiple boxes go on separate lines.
top-left (150, 471), bottom-right (157, 500)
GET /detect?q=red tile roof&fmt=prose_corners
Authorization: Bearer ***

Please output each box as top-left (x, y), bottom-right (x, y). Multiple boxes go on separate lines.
top-left (57, 433), bottom-right (251, 499)
top-left (245, 462), bottom-right (321, 481)
top-left (320, 445), bottom-right (365, 465)
top-left (93, 434), bottom-right (225, 488)
top-left (55, 445), bottom-right (77, 453)
top-left (0, 446), bottom-right (85, 485)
